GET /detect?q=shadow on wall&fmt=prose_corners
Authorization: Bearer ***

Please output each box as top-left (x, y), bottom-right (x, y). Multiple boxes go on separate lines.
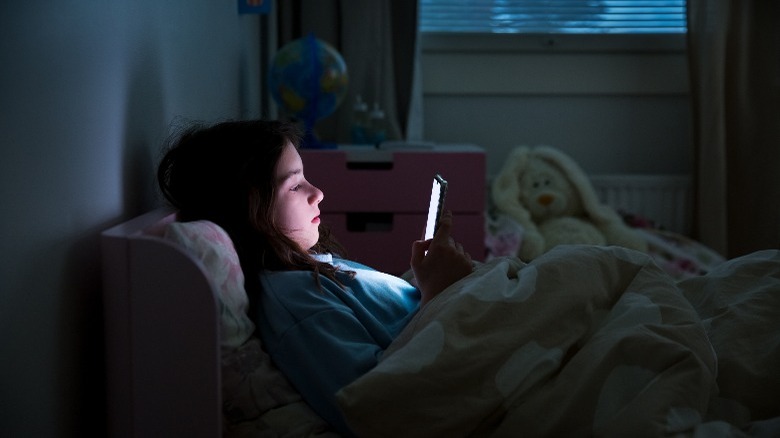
top-left (122, 42), bottom-right (167, 216)
top-left (53, 41), bottom-right (169, 435)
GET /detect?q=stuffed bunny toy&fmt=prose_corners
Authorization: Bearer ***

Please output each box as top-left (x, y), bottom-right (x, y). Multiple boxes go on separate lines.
top-left (491, 145), bottom-right (648, 261)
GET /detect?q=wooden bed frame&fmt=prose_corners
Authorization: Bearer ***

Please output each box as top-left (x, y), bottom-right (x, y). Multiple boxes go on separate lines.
top-left (101, 208), bottom-right (222, 437)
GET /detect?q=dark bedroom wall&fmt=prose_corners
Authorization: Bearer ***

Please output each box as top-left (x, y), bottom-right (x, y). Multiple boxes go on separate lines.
top-left (420, 37), bottom-right (693, 178)
top-left (0, 2), bottom-right (262, 436)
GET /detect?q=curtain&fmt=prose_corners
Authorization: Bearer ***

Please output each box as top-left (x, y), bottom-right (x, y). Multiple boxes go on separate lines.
top-left (686, 1), bottom-right (780, 258)
top-left (275, 0), bottom-right (421, 144)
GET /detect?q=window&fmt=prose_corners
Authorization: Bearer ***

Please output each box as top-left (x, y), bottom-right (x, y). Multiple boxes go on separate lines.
top-left (420, 0), bottom-right (687, 34)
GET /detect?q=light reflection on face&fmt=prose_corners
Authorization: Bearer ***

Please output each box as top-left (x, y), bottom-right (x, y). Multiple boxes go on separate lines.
top-left (272, 142), bottom-right (324, 251)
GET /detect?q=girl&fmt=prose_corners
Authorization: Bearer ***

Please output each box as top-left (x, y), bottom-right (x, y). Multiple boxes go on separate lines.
top-left (157, 119), bottom-right (473, 436)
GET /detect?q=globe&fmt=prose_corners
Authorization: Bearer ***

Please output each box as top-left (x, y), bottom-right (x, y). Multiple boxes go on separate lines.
top-left (268, 34), bottom-right (349, 147)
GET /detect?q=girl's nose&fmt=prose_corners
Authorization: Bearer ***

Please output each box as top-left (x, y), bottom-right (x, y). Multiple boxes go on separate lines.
top-left (311, 185), bottom-right (324, 204)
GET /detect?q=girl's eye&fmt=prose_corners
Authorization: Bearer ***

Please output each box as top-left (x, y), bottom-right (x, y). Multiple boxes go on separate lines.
top-left (291, 184), bottom-right (301, 192)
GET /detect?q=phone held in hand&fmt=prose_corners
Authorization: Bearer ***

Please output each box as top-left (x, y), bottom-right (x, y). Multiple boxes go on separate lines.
top-left (424, 174), bottom-right (448, 241)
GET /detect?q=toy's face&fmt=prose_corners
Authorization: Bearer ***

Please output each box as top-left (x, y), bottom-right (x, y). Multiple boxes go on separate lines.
top-left (518, 160), bottom-right (582, 221)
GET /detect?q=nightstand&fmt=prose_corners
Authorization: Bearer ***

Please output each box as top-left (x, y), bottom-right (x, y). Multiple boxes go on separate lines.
top-left (300, 144), bottom-right (486, 274)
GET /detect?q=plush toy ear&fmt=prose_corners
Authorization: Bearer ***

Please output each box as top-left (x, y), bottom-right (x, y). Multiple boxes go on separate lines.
top-left (493, 146), bottom-right (550, 260)
top-left (533, 146), bottom-right (619, 224)
top-left (491, 146), bottom-right (534, 227)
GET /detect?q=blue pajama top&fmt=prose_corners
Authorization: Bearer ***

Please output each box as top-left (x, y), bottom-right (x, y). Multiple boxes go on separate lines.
top-left (255, 254), bottom-right (421, 436)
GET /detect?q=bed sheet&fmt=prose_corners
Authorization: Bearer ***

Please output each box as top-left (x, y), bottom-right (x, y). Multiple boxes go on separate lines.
top-left (484, 212), bottom-right (727, 280)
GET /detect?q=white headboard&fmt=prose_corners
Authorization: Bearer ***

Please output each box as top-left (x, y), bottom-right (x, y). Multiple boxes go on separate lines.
top-left (101, 208), bottom-right (221, 437)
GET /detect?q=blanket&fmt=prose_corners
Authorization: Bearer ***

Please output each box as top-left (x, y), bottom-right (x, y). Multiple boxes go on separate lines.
top-left (336, 246), bottom-right (780, 437)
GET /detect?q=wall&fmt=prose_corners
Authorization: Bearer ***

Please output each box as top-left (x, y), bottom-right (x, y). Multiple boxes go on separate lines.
top-left (0, 2), bottom-right (262, 436)
top-left (419, 34), bottom-right (694, 179)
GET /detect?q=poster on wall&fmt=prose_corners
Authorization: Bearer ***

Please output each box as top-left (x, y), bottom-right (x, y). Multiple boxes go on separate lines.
top-left (238, 0), bottom-right (271, 14)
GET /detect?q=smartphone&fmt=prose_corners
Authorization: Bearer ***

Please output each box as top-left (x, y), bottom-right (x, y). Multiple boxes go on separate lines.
top-left (424, 174), bottom-right (448, 241)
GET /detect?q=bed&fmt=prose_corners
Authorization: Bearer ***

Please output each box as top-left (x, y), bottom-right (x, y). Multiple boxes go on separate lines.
top-left (102, 207), bottom-right (780, 437)
top-left (102, 208), bottom-right (335, 438)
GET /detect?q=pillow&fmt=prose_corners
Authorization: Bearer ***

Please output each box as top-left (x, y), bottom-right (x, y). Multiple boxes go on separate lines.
top-left (164, 220), bottom-right (254, 350)
top-left (162, 221), bottom-right (336, 436)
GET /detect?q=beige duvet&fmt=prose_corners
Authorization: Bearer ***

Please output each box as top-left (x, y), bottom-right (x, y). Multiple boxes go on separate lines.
top-left (337, 246), bottom-right (780, 437)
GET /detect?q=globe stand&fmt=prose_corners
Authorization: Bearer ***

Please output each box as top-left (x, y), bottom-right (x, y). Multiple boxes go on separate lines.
top-left (300, 111), bottom-right (336, 150)
top-left (301, 122), bottom-right (336, 150)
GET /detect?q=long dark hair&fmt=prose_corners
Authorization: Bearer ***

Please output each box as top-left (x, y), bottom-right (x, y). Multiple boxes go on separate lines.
top-left (157, 119), bottom-right (346, 286)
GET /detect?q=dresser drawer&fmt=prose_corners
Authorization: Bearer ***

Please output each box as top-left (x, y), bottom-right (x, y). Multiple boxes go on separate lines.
top-left (322, 212), bottom-right (485, 275)
top-left (300, 146), bottom-right (485, 214)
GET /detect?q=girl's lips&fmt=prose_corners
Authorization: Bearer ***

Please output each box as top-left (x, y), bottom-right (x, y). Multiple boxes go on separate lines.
top-left (312, 216), bottom-right (320, 224)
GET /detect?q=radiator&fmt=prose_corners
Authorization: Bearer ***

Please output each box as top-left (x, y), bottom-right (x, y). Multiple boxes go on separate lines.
top-left (590, 174), bottom-right (693, 235)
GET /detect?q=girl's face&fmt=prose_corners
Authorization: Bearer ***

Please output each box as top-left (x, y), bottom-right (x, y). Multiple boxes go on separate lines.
top-left (272, 142), bottom-right (324, 251)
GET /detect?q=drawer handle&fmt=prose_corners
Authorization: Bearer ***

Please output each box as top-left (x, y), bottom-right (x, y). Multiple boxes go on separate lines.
top-left (346, 212), bottom-right (394, 232)
top-left (346, 162), bottom-right (393, 170)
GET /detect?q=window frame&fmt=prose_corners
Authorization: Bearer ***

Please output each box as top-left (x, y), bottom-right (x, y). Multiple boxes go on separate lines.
top-left (420, 32), bottom-right (687, 54)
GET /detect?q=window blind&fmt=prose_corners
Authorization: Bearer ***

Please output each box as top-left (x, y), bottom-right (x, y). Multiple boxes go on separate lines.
top-left (420, 0), bottom-right (687, 34)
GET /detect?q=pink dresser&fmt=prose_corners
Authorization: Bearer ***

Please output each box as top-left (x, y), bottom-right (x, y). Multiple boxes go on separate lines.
top-left (301, 145), bottom-right (486, 274)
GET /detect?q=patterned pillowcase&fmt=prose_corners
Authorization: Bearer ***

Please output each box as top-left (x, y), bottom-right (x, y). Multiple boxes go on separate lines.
top-left (163, 221), bottom-right (254, 350)
top-left (162, 221), bottom-right (334, 435)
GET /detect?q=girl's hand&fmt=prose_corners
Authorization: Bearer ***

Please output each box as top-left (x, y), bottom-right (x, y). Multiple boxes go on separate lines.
top-left (410, 211), bottom-right (473, 305)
